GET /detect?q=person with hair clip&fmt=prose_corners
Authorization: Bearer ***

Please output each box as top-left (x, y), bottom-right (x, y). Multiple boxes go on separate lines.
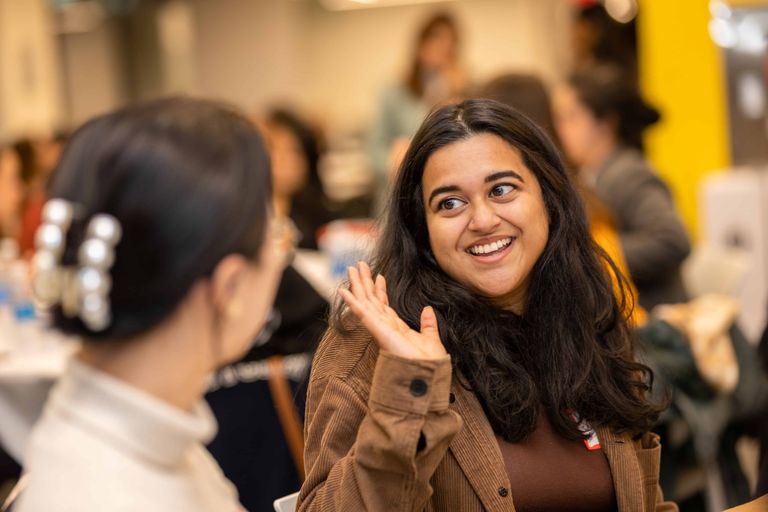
top-left (15, 98), bottom-right (290, 511)
top-left (553, 64), bottom-right (690, 311)
top-left (297, 99), bottom-right (676, 511)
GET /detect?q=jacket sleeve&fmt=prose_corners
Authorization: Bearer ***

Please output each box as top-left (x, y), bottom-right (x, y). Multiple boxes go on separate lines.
top-left (601, 164), bottom-right (691, 283)
top-left (297, 351), bottom-right (463, 511)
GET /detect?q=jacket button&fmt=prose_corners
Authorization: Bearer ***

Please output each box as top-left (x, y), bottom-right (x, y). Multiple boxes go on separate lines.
top-left (498, 487), bottom-right (509, 497)
top-left (409, 378), bottom-right (428, 397)
top-left (449, 392), bottom-right (456, 403)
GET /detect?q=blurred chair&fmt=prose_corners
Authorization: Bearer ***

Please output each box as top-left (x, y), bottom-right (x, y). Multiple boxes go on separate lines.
top-left (273, 491), bottom-right (299, 512)
top-left (682, 244), bottom-right (750, 300)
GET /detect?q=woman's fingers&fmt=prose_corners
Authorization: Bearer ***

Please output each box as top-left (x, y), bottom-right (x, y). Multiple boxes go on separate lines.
top-left (340, 288), bottom-right (395, 351)
top-left (358, 261), bottom-right (378, 302)
top-left (345, 264), bottom-right (386, 318)
top-left (374, 274), bottom-right (389, 307)
top-left (347, 265), bottom-right (364, 301)
top-left (338, 288), bottom-right (363, 316)
top-left (342, 263), bottom-right (446, 360)
top-left (347, 262), bottom-right (387, 316)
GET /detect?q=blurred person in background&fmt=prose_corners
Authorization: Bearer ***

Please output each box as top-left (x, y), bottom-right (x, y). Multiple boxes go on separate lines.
top-left (262, 108), bottom-right (337, 250)
top-left (368, 11), bottom-right (467, 210)
top-left (298, 99), bottom-right (675, 511)
top-left (16, 97), bottom-right (286, 512)
top-left (553, 63), bottom-right (690, 311)
top-left (553, 66), bottom-right (767, 510)
top-left (478, 72), bottom-right (646, 326)
top-left (13, 135), bottom-right (67, 257)
top-left (477, 73), bottom-right (558, 143)
top-left (0, 147), bottom-right (23, 240)
top-left (0, 144), bottom-right (23, 504)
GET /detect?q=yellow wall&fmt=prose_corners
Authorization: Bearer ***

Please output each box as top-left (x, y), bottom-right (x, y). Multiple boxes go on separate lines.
top-left (637, 0), bottom-right (731, 239)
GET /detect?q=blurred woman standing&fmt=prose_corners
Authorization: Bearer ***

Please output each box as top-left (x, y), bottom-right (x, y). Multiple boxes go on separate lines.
top-left (368, 12), bottom-right (467, 196)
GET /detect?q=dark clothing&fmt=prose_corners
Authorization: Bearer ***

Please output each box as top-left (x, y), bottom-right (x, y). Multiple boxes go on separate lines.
top-left (496, 410), bottom-right (617, 512)
top-left (206, 265), bottom-right (328, 512)
top-left (207, 367), bottom-right (309, 512)
top-left (756, 320), bottom-right (768, 497)
top-left (588, 147), bottom-right (690, 310)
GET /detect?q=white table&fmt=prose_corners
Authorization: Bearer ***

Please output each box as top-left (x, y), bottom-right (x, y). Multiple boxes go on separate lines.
top-left (0, 319), bottom-right (78, 463)
top-left (292, 250), bottom-right (339, 301)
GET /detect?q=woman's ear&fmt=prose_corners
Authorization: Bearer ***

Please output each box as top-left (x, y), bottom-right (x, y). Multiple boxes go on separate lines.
top-left (209, 254), bottom-right (248, 320)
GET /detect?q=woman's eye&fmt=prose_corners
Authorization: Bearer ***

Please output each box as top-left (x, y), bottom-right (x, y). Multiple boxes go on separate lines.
top-left (439, 198), bottom-right (465, 211)
top-left (490, 184), bottom-right (515, 198)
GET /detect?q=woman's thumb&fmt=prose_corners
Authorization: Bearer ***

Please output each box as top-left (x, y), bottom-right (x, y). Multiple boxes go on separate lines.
top-left (420, 306), bottom-right (439, 336)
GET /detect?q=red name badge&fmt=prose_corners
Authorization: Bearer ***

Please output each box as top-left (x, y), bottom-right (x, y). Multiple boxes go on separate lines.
top-left (568, 410), bottom-right (602, 451)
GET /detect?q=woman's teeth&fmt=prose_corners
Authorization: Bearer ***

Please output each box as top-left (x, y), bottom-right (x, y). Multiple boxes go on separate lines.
top-left (468, 237), bottom-right (513, 255)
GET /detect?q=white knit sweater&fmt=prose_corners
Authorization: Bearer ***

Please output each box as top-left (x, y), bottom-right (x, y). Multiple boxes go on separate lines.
top-left (16, 359), bottom-right (243, 512)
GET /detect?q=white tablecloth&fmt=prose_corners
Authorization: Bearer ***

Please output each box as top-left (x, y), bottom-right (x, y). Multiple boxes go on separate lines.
top-left (0, 319), bottom-right (78, 463)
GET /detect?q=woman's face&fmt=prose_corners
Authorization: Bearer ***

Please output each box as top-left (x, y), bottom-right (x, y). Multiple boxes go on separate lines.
top-left (419, 24), bottom-right (457, 71)
top-left (421, 133), bottom-right (549, 313)
top-left (264, 123), bottom-right (308, 201)
top-left (552, 84), bottom-right (611, 168)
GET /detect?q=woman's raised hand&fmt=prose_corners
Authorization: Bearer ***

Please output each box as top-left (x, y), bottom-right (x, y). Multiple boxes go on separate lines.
top-left (339, 261), bottom-right (447, 361)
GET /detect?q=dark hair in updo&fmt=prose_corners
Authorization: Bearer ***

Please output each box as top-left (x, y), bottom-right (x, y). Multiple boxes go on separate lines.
top-left (48, 97), bottom-right (272, 340)
top-left (568, 64), bottom-right (660, 151)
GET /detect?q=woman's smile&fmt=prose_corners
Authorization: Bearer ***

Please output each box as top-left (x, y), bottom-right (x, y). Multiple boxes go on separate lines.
top-left (466, 235), bottom-right (515, 260)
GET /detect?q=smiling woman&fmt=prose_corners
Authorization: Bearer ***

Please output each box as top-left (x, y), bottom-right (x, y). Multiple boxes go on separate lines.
top-left (298, 99), bottom-right (677, 511)
top-left (422, 133), bottom-right (549, 313)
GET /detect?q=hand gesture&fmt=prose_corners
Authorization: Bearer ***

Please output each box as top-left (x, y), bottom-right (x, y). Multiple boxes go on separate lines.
top-left (339, 261), bottom-right (447, 361)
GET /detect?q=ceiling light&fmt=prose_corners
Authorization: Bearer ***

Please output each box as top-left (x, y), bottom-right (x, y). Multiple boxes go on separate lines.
top-left (604, 0), bottom-right (638, 23)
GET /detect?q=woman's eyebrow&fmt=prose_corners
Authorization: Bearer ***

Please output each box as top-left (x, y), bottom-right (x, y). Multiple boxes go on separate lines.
top-left (428, 185), bottom-right (460, 205)
top-left (484, 170), bottom-right (524, 183)
top-left (427, 170), bottom-right (525, 206)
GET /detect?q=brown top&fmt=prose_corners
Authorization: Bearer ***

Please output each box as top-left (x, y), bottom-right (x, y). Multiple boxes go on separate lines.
top-left (297, 323), bottom-right (678, 512)
top-left (496, 410), bottom-right (617, 512)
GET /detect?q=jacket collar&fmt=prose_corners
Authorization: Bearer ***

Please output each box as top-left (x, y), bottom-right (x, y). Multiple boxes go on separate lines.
top-left (449, 377), bottom-right (512, 511)
top-left (597, 425), bottom-right (645, 512)
top-left (449, 379), bottom-right (645, 512)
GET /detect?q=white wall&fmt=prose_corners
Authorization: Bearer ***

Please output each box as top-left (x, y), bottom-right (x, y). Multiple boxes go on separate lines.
top-left (191, 0), bottom-right (571, 131)
top-left (60, 19), bottom-right (128, 128)
top-left (0, 0), bottom-right (62, 140)
top-left (304, 0), bottom-right (571, 130)
top-left (1, 0), bottom-right (571, 134)
top-left (190, 0), bottom-right (308, 110)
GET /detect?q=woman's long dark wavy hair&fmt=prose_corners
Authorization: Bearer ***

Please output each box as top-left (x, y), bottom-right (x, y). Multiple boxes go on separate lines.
top-left (336, 98), bottom-right (662, 442)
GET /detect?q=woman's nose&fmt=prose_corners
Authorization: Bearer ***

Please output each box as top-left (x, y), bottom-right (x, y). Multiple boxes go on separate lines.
top-left (468, 201), bottom-right (500, 232)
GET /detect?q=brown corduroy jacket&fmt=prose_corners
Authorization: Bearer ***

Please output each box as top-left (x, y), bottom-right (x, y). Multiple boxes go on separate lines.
top-left (297, 324), bottom-right (678, 512)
